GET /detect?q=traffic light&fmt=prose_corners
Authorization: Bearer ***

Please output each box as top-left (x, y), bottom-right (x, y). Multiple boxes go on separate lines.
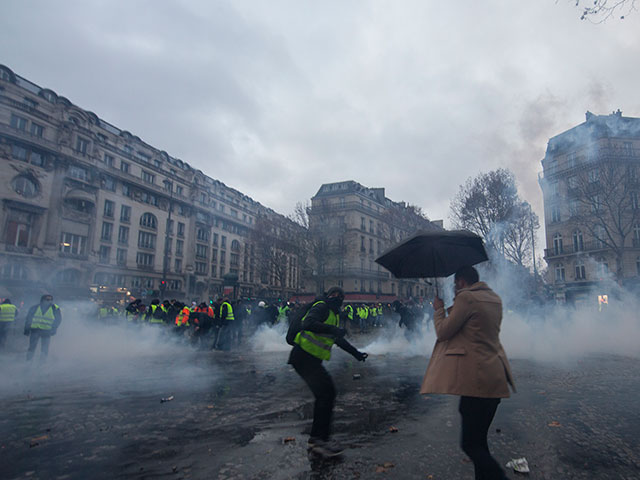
top-left (160, 280), bottom-right (166, 290)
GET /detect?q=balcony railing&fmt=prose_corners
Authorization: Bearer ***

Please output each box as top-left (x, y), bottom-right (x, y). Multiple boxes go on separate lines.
top-left (544, 240), bottom-right (608, 258)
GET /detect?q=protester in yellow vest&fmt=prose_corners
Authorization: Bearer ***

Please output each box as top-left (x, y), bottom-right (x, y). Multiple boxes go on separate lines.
top-left (0, 299), bottom-right (18, 349)
top-left (289, 287), bottom-right (368, 458)
top-left (24, 294), bottom-right (62, 362)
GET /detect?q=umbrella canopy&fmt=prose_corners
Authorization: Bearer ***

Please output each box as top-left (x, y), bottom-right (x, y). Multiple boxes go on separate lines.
top-left (375, 229), bottom-right (488, 278)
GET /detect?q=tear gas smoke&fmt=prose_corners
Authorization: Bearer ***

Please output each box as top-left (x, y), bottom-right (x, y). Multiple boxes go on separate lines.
top-left (361, 257), bottom-right (640, 364)
top-left (0, 300), bottom-right (216, 397)
top-left (248, 322), bottom-right (291, 352)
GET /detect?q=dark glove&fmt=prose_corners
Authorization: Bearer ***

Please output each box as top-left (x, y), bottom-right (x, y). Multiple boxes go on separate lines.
top-left (353, 351), bottom-right (368, 362)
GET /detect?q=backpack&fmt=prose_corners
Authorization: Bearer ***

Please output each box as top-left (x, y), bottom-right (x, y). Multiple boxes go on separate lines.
top-left (285, 300), bottom-right (323, 346)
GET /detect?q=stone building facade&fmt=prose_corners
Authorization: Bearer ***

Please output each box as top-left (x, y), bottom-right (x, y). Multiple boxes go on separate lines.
top-left (0, 65), bottom-right (301, 304)
top-left (539, 110), bottom-right (640, 304)
top-left (307, 181), bottom-right (441, 302)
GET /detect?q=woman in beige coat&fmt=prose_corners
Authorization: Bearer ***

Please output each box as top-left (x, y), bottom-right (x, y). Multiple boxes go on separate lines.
top-left (421, 266), bottom-right (515, 480)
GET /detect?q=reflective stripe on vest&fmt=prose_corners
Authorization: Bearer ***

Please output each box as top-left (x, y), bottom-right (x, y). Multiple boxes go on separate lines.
top-left (220, 302), bottom-right (235, 321)
top-left (149, 304), bottom-right (164, 323)
top-left (31, 305), bottom-right (58, 330)
top-left (176, 307), bottom-right (190, 326)
top-left (0, 304), bottom-right (17, 322)
top-left (294, 301), bottom-right (338, 361)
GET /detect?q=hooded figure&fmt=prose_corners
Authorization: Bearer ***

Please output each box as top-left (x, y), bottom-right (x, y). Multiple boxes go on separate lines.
top-left (288, 286), bottom-right (368, 458)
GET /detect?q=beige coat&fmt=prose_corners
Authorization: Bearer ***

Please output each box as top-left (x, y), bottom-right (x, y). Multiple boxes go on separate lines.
top-left (420, 282), bottom-right (515, 398)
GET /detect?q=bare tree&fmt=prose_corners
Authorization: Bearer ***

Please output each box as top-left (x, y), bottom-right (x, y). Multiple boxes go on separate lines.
top-left (569, 160), bottom-right (640, 281)
top-left (380, 203), bottom-right (438, 244)
top-left (503, 202), bottom-right (540, 267)
top-left (450, 168), bottom-right (540, 268)
top-left (571, 0), bottom-right (637, 21)
top-left (250, 214), bottom-right (299, 297)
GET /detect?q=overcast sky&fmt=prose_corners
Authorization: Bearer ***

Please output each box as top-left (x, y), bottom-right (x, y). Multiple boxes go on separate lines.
top-left (2, 1), bottom-right (639, 242)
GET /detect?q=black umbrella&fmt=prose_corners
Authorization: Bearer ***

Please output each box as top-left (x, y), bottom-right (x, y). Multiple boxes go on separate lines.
top-left (375, 229), bottom-right (488, 282)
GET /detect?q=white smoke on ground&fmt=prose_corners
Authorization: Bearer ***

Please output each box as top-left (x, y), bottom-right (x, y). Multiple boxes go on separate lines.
top-left (248, 322), bottom-right (291, 352)
top-left (0, 300), bottom-right (217, 397)
top-left (358, 264), bottom-right (640, 363)
top-left (363, 321), bottom-right (437, 357)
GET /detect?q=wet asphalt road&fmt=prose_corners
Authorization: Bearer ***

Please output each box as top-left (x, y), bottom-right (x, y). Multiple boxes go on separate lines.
top-left (1, 326), bottom-right (639, 480)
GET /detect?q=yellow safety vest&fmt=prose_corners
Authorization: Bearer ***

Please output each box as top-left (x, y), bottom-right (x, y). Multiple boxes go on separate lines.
top-left (219, 302), bottom-right (235, 321)
top-left (0, 304), bottom-right (17, 322)
top-left (31, 305), bottom-right (58, 330)
top-left (175, 307), bottom-right (190, 326)
top-left (294, 301), bottom-right (339, 361)
top-left (148, 304), bottom-right (165, 324)
top-left (345, 305), bottom-right (353, 320)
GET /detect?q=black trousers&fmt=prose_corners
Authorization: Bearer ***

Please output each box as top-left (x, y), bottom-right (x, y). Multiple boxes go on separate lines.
top-left (27, 329), bottom-right (51, 361)
top-left (459, 396), bottom-right (508, 480)
top-left (289, 347), bottom-right (336, 441)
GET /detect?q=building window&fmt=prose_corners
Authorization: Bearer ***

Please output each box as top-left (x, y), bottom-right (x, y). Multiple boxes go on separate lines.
top-left (120, 205), bottom-right (131, 223)
top-left (141, 192), bottom-right (158, 206)
top-left (596, 258), bottom-right (609, 277)
top-left (174, 259), bottom-right (182, 272)
top-left (553, 234), bottom-right (563, 255)
top-left (104, 177), bottom-right (116, 191)
top-left (196, 244), bottom-right (209, 259)
top-left (572, 230), bottom-right (583, 252)
top-left (104, 154), bottom-right (114, 167)
top-left (136, 252), bottom-right (154, 267)
top-left (221, 236), bottom-right (227, 249)
top-left (118, 226), bottom-right (129, 244)
top-left (30, 150), bottom-right (44, 167)
top-left (220, 251), bottom-right (226, 264)
top-left (231, 239), bottom-right (241, 252)
top-left (12, 144), bottom-right (28, 161)
top-left (631, 192), bottom-right (639, 210)
top-left (140, 213), bottom-right (157, 229)
top-left (555, 263), bottom-right (565, 282)
top-left (1, 263), bottom-right (28, 280)
top-left (195, 262), bottom-right (208, 275)
top-left (212, 249), bottom-right (218, 263)
top-left (551, 206), bottom-right (561, 223)
top-left (101, 222), bottom-right (113, 241)
top-left (12, 175), bottom-right (39, 198)
top-left (177, 222), bottom-right (185, 237)
top-left (60, 233), bottom-right (87, 255)
top-left (176, 240), bottom-right (184, 256)
top-left (6, 219), bottom-right (31, 247)
top-left (76, 137), bottom-right (90, 155)
top-left (361, 235), bottom-right (366, 252)
top-left (166, 219), bottom-right (174, 234)
top-left (369, 238), bottom-right (374, 253)
top-left (361, 217), bottom-right (366, 231)
top-left (116, 248), bottom-right (127, 266)
top-left (634, 224), bottom-right (640, 247)
top-left (637, 257), bottom-right (640, 276)
top-left (10, 114), bottom-right (28, 131)
top-left (138, 231), bottom-right (156, 249)
top-left (69, 165), bottom-right (89, 181)
top-left (213, 233), bottom-right (218, 246)
top-left (103, 200), bottom-right (115, 218)
top-left (230, 253), bottom-right (239, 267)
top-left (575, 260), bottom-right (586, 280)
top-left (99, 245), bottom-right (111, 264)
top-left (120, 161), bottom-right (130, 173)
top-left (196, 227), bottom-right (209, 242)
top-left (176, 185), bottom-right (183, 196)
top-left (30, 123), bottom-right (44, 138)
top-left (142, 171), bottom-right (155, 184)
top-left (122, 184), bottom-right (131, 196)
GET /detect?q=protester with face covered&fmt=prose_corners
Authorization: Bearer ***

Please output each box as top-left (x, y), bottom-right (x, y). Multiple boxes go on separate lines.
top-left (288, 286), bottom-right (368, 458)
top-left (24, 294), bottom-right (62, 362)
top-left (420, 266), bottom-right (515, 480)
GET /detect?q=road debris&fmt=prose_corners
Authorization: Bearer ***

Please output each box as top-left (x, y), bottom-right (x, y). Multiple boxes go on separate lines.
top-left (548, 421), bottom-right (561, 427)
top-left (29, 435), bottom-right (48, 448)
top-left (375, 462), bottom-right (395, 473)
top-left (506, 457), bottom-right (530, 473)
top-left (282, 437), bottom-right (296, 444)
top-left (160, 396), bottom-right (174, 403)
top-left (353, 374), bottom-right (361, 380)
top-left (388, 426), bottom-right (398, 433)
